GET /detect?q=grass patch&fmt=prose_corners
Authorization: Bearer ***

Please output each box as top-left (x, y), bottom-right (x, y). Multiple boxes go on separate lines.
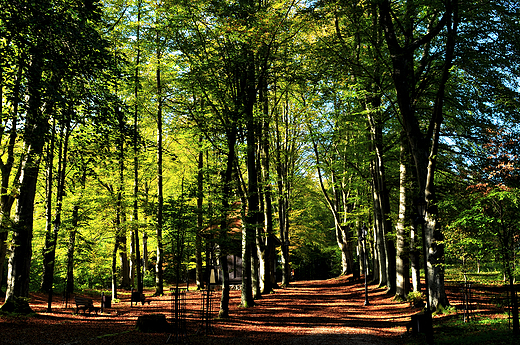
top-left (404, 314), bottom-right (517, 345)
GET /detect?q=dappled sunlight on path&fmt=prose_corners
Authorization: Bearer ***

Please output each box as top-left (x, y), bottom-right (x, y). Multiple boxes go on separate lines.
top-left (1, 275), bottom-right (473, 344)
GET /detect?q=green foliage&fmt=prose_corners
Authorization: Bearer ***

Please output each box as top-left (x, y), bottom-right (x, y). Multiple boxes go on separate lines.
top-left (422, 315), bottom-right (515, 345)
top-left (407, 291), bottom-right (426, 308)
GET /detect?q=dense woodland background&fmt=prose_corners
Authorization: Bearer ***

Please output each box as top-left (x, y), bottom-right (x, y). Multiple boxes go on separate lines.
top-left (0, 0), bottom-right (519, 329)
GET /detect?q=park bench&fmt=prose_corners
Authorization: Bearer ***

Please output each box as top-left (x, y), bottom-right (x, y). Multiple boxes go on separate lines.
top-left (74, 296), bottom-right (99, 315)
top-left (131, 290), bottom-right (151, 306)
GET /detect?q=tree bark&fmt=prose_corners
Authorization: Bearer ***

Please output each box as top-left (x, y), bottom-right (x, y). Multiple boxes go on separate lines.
top-left (40, 119), bottom-right (55, 293)
top-left (218, 126), bottom-right (237, 318)
top-left (370, 176), bottom-right (387, 287)
top-left (155, 36), bottom-right (164, 296)
top-left (396, 133), bottom-right (410, 300)
top-left (378, 0), bottom-right (457, 309)
top-left (132, 0), bottom-right (142, 294)
top-left (0, 64), bottom-right (20, 296)
top-left (196, 135), bottom-right (204, 290)
top-left (41, 120), bottom-right (70, 304)
top-left (241, 100), bottom-right (258, 307)
top-left (5, 45), bottom-right (47, 303)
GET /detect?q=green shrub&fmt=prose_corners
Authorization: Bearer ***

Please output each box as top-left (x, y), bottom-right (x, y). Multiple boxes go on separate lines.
top-left (407, 291), bottom-right (426, 308)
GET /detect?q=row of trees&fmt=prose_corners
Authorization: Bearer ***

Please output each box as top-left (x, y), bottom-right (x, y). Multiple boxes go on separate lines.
top-left (0, 0), bottom-right (519, 330)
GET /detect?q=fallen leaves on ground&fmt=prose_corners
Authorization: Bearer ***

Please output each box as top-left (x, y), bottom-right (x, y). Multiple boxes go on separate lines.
top-left (0, 275), bottom-right (505, 344)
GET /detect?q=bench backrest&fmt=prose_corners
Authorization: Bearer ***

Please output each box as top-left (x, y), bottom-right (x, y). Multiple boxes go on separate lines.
top-left (75, 297), bottom-right (93, 306)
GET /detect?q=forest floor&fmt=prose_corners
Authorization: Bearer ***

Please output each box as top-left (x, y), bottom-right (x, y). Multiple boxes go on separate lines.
top-left (0, 275), bottom-right (510, 345)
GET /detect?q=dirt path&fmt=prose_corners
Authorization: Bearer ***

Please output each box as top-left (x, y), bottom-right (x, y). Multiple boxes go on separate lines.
top-left (209, 277), bottom-right (410, 344)
top-left (0, 275), bottom-right (463, 344)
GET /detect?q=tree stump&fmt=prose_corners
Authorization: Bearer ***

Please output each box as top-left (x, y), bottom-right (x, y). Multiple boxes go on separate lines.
top-left (135, 314), bottom-right (169, 333)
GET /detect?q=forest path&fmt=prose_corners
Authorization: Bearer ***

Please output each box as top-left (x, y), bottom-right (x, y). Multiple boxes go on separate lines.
top-left (213, 276), bottom-right (411, 344)
top-left (0, 276), bottom-right (430, 344)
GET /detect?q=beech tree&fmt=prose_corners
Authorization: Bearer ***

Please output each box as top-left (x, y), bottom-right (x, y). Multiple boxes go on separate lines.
top-left (0, 0), bottom-right (114, 311)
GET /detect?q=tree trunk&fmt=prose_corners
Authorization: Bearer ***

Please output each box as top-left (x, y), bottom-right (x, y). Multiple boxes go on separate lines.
top-left (155, 38), bottom-right (164, 296)
top-left (275, 101), bottom-right (292, 287)
top-left (396, 134), bottom-right (410, 300)
top-left (335, 223), bottom-right (351, 275)
top-left (196, 135), bottom-right (204, 290)
top-left (119, 233), bottom-right (130, 288)
top-left (371, 176), bottom-right (387, 287)
top-left (41, 120), bottom-right (70, 305)
top-left (6, 46), bottom-right (47, 303)
top-left (378, 0), bottom-right (457, 310)
top-left (40, 119), bottom-right (56, 293)
top-left (370, 223), bottom-right (379, 283)
top-left (113, 107), bottom-right (126, 300)
top-left (66, 164), bottom-right (87, 295)
top-left (0, 64), bottom-right (21, 296)
top-left (218, 126), bottom-right (237, 318)
top-left (66, 205), bottom-right (78, 295)
top-left (112, 236), bottom-right (119, 299)
top-left (132, 0), bottom-right (142, 294)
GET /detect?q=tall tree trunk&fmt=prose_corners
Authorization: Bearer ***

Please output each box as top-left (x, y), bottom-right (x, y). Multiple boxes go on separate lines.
top-left (5, 46), bottom-right (47, 305)
top-left (370, 176), bottom-right (386, 287)
top-left (0, 64), bottom-right (21, 296)
top-left (40, 119), bottom-right (56, 293)
top-left (241, 62), bottom-right (257, 307)
top-left (155, 49), bottom-right (164, 296)
top-left (119, 233), bottom-right (130, 288)
top-left (66, 206), bottom-right (78, 295)
top-left (219, 127), bottom-right (237, 319)
top-left (259, 109), bottom-right (274, 294)
top-left (396, 133), bottom-right (410, 300)
top-left (312, 139), bottom-right (353, 276)
top-left (66, 162), bottom-right (87, 295)
top-left (132, 0), bottom-right (142, 294)
top-left (41, 120), bottom-right (70, 305)
top-left (367, 101), bottom-right (395, 293)
top-left (275, 92), bottom-right (291, 287)
top-left (196, 135), bottom-right (204, 290)
top-left (378, 0), bottom-right (457, 309)
top-left (112, 108), bottom-right (126, 300)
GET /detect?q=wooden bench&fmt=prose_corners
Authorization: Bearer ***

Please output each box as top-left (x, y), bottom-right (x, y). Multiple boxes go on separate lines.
top-left (131, 291), bottom-right (150, 306)
top-left (74, 296), bottom-right (99, 315)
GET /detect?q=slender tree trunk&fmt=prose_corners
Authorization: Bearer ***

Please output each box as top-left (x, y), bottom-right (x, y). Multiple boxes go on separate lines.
top-left (0, 64), bottom-right (21, 296)
top-left (371, 175), bottom-right (387, 287)
top-left (241, 82), bottom-right (257, 307)
top-left (41, 120), bottom-right (70, 307)
top-left (155, 32), bottom-right (164, 296)
top-left (219, 127), bottom-right (237, 319)
top-left (275, 98), bottom-right (291, 287)
top-left (196, 135), bottom-right (204, 290)
top-left (119, 234), bottom-right (130, 288)
top-left (40, 119), bottom-right (56, 293)
top-left (370, 223), bottom-right (379, 283)
top-left (260, 141), bottom-right (274, 294)
top-left (112, 108), bottom-right (126, 300)
top-left (66, 206), bottom-right (78, 295)
top-left (65, 164), bottom-right (87, 295)
top-left (396, 134), bottom-right (410, 299)
top-left (132, 0), bottom-right (142, 293)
